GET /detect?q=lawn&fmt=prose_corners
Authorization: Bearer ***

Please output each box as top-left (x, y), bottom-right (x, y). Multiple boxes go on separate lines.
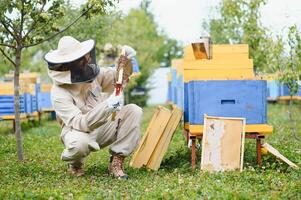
top-left (0, 104), bottom-right (300, 199)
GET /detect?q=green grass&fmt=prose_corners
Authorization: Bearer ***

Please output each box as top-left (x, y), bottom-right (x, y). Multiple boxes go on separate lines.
top-left (0, 104), bottom-right (300, 199)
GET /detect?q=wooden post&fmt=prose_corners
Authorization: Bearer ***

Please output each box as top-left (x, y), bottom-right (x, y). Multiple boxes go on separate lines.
top-left (256, 135), bottom-right (263, 166)
top-left (191, 136), bottom-right (196, 170)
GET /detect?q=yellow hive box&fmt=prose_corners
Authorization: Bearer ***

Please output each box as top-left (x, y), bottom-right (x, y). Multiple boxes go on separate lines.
top-left (167, 73), bottom-right (172, 81)
top-left (5, 72), bottom-right (40, 84)
top-left (171, 58), bottom-right (184, 77)
top-left (184, 44), bottom-right (249, 61)
top-left (0, 82), bottom-right (29, 95)
top-left (23, 83), bottom-right (36, 95)
top-left (182, 59), bottom-right (253, 70)
top-left (41, 84), bottom-right (52, 93)
top-left (171, 59), bottom-right (182, 69)
top-left (183, 69), bottom-right (255, 82)
top-left (182, 44), bottom-right (255, 81)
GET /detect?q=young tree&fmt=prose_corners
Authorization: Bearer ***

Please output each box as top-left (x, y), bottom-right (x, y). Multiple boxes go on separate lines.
top-left (278, 25), bottom-right (301, 140)
top-left (203, 0), bottom-right (270, 72)
top-left (0, 0), bottom-right (115, 161)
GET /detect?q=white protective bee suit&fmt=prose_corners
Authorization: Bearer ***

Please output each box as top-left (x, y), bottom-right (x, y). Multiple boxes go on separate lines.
top-left (44, 36), bottom-right (142, 168)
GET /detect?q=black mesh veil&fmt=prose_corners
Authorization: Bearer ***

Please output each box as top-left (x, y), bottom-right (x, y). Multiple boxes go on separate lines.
top-left (47, 47), bottom-right (100, 83)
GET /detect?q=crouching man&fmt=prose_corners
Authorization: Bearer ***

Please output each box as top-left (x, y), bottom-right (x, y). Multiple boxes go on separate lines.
top-left (44, 36), bottom-right (142, 179)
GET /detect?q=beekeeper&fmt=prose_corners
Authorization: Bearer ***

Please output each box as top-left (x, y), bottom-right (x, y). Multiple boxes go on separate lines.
top-left (44, 36), bottom-right (142, 179)
top-left (98, 43), bottom-right (119, 68)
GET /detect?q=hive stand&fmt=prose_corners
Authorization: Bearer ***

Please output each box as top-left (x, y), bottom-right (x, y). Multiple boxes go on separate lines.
top-left (183, 124), bottom-right (273, 169)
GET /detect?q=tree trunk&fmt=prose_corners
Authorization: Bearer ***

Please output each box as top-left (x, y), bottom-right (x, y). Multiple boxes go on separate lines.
top-left (14, 46), bottom-right (23, 161)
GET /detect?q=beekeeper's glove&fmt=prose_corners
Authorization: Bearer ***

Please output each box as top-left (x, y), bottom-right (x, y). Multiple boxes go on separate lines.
top-left (106, 94), bottom-right (122, 112)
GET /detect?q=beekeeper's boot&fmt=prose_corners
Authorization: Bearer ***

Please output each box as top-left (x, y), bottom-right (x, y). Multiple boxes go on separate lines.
top-left (69, 164), bottom-right (85, 177)
top-left (108, 154), bottom-right (128, 179)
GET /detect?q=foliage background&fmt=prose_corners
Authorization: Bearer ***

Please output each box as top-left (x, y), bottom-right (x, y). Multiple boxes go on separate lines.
top-left (0, 1), bottom-right (182, 106)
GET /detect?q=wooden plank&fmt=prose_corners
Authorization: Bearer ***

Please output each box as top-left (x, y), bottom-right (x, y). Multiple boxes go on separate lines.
top-left (130, 107), bottom-right (160, 167)
top-left (147, 106), bottom-right (183, 170)
top-left (262, 143), bottom-right (299, 169)
top-left (130, 106), bottom-right (172, 168)
top-left (185, 123), bottom-right (273, 136)
top-left (183, 69), bottom-right (254, 82)
top-left (201, 115), bottom-right (245, 172)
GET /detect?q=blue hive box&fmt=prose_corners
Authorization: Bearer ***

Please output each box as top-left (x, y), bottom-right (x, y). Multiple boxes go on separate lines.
top-left (0, 95), bottom-right (26, 116)
top-left (279, 83), bottom-right (301, 96)
top-left (176, 75), bottom-right (184, 109)
top-left (37, 92), bottom-right (52, 111)
top-left (184, 83), bottom-right (189, 123)
top-left (167, 81), bottom-right (172, 102)
top-left (171, 69), bottom-right (178, 105)
top-left (185, 80), bottom-right (267, 125)
top-left (267, 80), bottom-right (280, 100)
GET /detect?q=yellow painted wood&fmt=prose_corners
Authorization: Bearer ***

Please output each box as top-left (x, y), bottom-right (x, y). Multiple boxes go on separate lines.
top-left (167, 73), bottom-right (172, 81)
top-left (27, 111), bottom-right (39, 117)
top-left (0, 114), bottom-right (27, 120)
top-left (5, 72), bottom-right (40, 84)
top-left (213, 53), bottom-right (249, 60)
top-left (41, 84), bottom-right (52, 92)
top-left (176, 63), bottom-right (184, 77)
top-left (184, 123), bottom-right (273, 135)
top-left (130, 106), bottom-right (172, 168)
top-left (23, 83), bottom-right (36, 95)
top-left (0, 83), bottom-right (28, 95)
top-left (40, 108), bottom-right (55, 112)
top-left (171, 59), bottom-right (183, 69)
top-left (278, 96), bottom-right (301, 101)
top-left (147, 106), bottom-right (183, 170)
top-left (184, 44), bottom-right (249, 61)
top-left (213, 44), bottom-right (249, 54)
top-left (183, 69), bottom-right (254, 82)
top-left (182, 59), bottom-right (253, 70)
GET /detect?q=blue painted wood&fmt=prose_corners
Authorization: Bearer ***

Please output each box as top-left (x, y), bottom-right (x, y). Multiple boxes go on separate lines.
top-left (186, 80), bottom-right (267, 125)
top-left (167, 81), bottom-right (172, 102)
top-left (31, 95), bottom-right (37, 112)
top-left (184, 83), bottom-right (189, 123)
top-left (37, 92), bottom-right (52, 110)
top-left (24, 93), bottom-right (32, 113)
top-left (279, 83), bottom-right (301, 96)
top-left (35, 83), bottom-right (41, 112)
top-left (176, 75), bottom-right (184, 109)
top-left (267, 80), bottom-right (280, 100)
top-left (0, 95), bottom-right (26, 116)
top-left (171, 69), bottom-right (178, 105)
